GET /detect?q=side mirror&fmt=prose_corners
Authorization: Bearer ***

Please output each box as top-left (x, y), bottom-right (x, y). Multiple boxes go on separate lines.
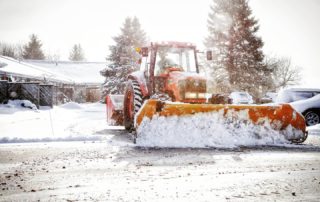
top-left (206, 50), bottom-right (213, 61)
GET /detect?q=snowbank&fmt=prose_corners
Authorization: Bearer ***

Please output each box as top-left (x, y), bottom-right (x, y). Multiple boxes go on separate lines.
top-left (5, 99), bottom-right (38, 110)
top-left (0, 102), bottom-right (107, 143)
top-left (136, 109), bottom-right (303, 148)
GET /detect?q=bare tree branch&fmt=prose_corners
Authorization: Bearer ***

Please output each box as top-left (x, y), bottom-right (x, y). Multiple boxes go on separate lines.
top-left (265, 56), bottom-right (301, 91)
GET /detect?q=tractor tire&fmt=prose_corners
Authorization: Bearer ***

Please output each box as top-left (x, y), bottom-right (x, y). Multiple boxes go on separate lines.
top-left (123, 80), bottom-right (143, 131)
top-left (303, 110), bottom-right (320, 126)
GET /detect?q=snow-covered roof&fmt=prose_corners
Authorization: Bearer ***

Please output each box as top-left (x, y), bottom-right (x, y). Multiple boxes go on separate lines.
top-left (0, 56), bottom-right (74, 83)
top-left (25, 60), bottom-right (107, 85)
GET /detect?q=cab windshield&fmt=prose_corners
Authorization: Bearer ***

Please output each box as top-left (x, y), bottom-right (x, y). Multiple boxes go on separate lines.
top-left (154, 47), bottom-right (197, 75)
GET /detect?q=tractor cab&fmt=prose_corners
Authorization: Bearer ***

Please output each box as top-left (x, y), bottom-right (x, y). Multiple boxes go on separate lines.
top-left (138, 42), bottom-right (206, 102)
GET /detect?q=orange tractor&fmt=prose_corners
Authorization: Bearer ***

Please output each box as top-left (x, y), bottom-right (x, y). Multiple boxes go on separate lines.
top-left (106, 41), bottom-right (307, 145)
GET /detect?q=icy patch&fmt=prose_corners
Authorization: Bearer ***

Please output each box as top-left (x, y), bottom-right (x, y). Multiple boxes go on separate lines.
top-left (136, 109), bottom-right (303, 148)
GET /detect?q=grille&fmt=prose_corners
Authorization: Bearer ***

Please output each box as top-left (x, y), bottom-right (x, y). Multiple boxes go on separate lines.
top-left (179, 79), bottom-right (206, 99)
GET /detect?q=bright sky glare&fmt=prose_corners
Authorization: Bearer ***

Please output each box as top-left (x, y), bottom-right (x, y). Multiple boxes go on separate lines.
top-left (0, 0), bottom-right (319, 87)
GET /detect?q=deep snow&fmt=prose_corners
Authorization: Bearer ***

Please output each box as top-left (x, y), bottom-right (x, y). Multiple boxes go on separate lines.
top-left (136, 112), bottom-right (292, 148)
top-left (136, 104), bottom-right (306, 148)
top-left (0, 101), bottom-right (107, 143)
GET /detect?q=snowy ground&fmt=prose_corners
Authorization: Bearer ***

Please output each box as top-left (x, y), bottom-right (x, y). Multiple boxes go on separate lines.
top-left (1, 100), bottom-right (319, 146)
top-left (0, 101), bottom-right (108, 143)
top-left (0, 101), bottom-right (320, 201)
top-left (0, 142), bottom-right (320, 201)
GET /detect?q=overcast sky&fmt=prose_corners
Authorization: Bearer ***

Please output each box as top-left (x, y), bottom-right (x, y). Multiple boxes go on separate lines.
top-left (0, 0), bottom-right (319, 87)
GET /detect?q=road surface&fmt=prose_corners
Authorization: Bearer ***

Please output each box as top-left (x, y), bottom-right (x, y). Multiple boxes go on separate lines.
top-left (1, 131), bottom-right (320, 201)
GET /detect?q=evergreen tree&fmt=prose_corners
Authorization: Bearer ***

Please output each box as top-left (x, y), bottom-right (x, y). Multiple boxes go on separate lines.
top-left (205, 0), bottom-right (233, 93)
top-left (102, 17), bottom-right (147, 95)
top-left (69, 44), bottom-right (85, 61)
top-left (22, 34), bottom-right (45, 60)
top-left (205, 0), bottom-right (271, 97)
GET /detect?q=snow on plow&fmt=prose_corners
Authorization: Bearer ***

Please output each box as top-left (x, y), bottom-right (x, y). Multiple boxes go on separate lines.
top-left (135, 100), bottom-right (308, 148)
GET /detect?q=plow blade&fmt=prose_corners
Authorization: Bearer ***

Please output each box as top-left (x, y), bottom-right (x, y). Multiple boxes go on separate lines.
top-left (135, 100), bottom-right (307, 147)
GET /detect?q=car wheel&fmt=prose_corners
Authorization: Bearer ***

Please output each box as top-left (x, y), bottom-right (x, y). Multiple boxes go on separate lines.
top-left (303, 110), bottom-right (320, 126)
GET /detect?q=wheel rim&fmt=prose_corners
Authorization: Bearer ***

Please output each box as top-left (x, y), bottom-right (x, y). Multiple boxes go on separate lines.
top-left (305, 112), bottom-right (320, 126)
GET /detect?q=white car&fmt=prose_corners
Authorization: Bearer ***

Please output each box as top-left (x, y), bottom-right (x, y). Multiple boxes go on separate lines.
top-left (229, 92), bottom-right (253, 104)
top-left (277, 88), bottom-right (320, 126)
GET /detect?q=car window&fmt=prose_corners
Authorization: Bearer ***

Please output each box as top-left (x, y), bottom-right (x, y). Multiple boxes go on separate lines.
top-left (239, 93), bottom-right (248, 98)
top-left (277, 89), bottom-right (320, 103)
top-left (292, 92), bottom-right (314, 101)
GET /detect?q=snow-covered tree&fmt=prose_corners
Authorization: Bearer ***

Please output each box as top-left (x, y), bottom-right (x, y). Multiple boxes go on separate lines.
top-left (102, 17), bottom-right (147, 95)
top-left (69, 44), bottom-right (85, 61)
top-left (205, 0), bottom-right (271, 97)
top-left (22, 34), bottom-right (45, 60)
top-left (204, 0), bottom-right (232, 93)
top-left (107, 17), bottom-right (146, 66)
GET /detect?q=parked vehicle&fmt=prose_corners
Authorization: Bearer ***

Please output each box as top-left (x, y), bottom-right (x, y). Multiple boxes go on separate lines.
top-left (277, 88), bottom-right (320, 126)
top-left (260, 92), bottom-right (277, 104)
top-left (229, 92), bottom-right (254, 104)
top-left (276, 88), bottom-right (320, 103)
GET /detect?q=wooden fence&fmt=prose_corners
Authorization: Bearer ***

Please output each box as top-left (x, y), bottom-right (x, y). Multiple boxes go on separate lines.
top-left (40, 85), bottom-right (54, 107)
top-left (0, 80), bottom-right (8, 103)
top-left (0, 81), bottom-right (53, 108)
top-left (0, 81), bottom-right (102, 107)
top-left (8, 82), bottom-right (40, 108)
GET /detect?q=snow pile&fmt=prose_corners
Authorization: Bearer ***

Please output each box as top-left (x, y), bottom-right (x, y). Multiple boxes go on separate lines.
top-left (136, 109), bottom-right (303, 148)
top-left (0, 102), bottom-right (107, 143)
top-left (4, 99), bottom-right (38, 110)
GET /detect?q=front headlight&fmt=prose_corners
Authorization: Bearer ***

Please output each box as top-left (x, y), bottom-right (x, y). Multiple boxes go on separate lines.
top-left (185, 92), bottom-right (197, 99)
top-left (185, 92), bottom-right (206, 99)
top-left (198, 93), bottom-right (206, 99)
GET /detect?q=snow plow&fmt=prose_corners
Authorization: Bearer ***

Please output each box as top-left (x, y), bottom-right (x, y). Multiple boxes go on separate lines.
top-left (106, 41), bottom-right (308, 146)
